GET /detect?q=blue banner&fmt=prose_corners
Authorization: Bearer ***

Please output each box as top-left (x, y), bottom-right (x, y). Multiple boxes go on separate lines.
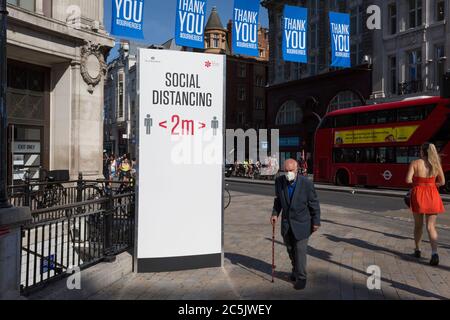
top-left (282, 5), bottom-right (308, 63)
top-left (232, 0), bottom-right (259, 57)
top-left (111, 0), bottom-right (145, 40)
top-left (329, 12), bottom-right (351, 68)
top-left (175, 0), bottom-right (207, 49)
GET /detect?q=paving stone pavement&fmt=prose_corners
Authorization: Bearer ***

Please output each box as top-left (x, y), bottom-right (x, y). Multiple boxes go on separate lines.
top-left (88, 191), bottom-right (450, 299)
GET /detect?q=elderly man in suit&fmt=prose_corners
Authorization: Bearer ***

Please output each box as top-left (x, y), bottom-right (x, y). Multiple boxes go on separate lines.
top-left (271, 159), bottom-right (321, 290)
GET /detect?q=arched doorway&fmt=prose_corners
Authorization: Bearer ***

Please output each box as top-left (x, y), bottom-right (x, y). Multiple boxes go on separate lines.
top-left (275, 100), bottom-right (304, 168)
top-left (327, 90), bottom-right (364, 113)
top-left (275, 100), bottom-right (303, 126)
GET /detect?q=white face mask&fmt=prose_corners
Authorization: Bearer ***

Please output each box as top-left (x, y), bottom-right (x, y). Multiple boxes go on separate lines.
top-left (285, 171), bottom-right (296, 182)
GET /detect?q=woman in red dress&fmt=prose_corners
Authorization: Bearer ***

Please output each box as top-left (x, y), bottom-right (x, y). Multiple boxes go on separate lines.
top-left (406, 143), bottom-right (445, 266)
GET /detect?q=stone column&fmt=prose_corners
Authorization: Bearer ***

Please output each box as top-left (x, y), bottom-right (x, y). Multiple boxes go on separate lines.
top-left (370, 0), bottom-right (386, 99)
top-left (446, 0), bottom-right (450, 74)
top-left (35, 0), bottom-right (44, 15)
top-left (0, 207), bottom-right (31, 300)
top-left (70, 60), bottom-right (82, 180)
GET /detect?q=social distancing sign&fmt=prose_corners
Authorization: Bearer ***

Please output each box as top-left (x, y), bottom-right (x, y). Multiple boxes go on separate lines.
top-left (136, 49), bottom-right (225, 272)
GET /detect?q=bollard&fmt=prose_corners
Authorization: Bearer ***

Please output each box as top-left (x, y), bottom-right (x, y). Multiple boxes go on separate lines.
top-left (76, 172), bottom-right (83, 215)
top-left (23, 172), bottom-right (31, 208)
top-left (76, 172), bottom-right (83, 203)
top-left (102, 193), bottom-right (116, 262)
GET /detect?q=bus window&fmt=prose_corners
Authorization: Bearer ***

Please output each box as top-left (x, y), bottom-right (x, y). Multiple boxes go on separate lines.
top-left (357, 112), bottom-right (377, 126)
top-left (397, 105), bottom-right (435, 122)
top-left (376, 110), bottom-right (396, 124)
top-left (354, 148), bottom-right (376, 163)
top-left (377, 147), bottom-right (396, 163)
top-left (396, 147), bottom-right (409, 164)
top-left (408, 146), bottom-right (420, 161)
top-left (335, 114), bottom-right (356, 128)
top-left (333, 148), bottom-right (355, 163)
top-left (398, 107), bottom-right (421, 122)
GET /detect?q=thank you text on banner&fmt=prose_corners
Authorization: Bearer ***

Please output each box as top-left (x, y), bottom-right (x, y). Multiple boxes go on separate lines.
top-left (175, 0), bottom-right (207, 49)
top-left (111, 0), bottom-right (145, 39)
top-left (329, 12), bottom-right (351, 68)
top-left (232, 0), bottom-right (259, 57)
top-left (282, 5), bottom-right (308, 63)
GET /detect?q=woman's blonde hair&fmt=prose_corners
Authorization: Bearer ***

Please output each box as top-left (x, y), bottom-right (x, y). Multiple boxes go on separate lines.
top-left (421, 143), bottom-right (442, 177)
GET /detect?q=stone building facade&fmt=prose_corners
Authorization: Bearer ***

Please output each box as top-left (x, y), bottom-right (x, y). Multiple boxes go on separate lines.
top-left (104, 42), bottom-right (141, 158)
top-left (371, 0), bottom-right (450, 101)
top-left (6, 0), bottom-right (114, 182)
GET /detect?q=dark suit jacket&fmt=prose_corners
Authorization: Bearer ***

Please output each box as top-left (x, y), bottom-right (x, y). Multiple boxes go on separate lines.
top-left (272, 175), bottom-right (321, 241)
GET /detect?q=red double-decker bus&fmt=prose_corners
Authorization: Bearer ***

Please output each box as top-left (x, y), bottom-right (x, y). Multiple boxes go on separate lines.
top-left (314, 96), bottom-right (450, 193)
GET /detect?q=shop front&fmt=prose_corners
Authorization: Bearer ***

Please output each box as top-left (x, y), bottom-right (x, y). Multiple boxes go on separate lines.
top-left (6, 60), bottom-right (49, 184)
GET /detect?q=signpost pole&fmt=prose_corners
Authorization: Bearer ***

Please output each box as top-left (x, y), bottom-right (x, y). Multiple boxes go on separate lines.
top-left (0, 0), bottom-right (10, 208)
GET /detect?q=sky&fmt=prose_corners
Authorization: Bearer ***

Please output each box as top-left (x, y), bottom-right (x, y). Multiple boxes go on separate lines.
top-left (104, 0), bottom-right (269, 61)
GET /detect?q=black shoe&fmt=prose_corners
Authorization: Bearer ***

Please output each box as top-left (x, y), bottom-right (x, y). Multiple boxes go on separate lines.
top-left (430, 254), bottom-right (439, 266)
top-left (414, 249), bottom-right (421, 258)
top-left (294, 279), bottom-right (307, 290)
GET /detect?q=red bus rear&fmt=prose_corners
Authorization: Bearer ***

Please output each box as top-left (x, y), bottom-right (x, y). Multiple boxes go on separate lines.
top-left (314, 96), bottom-right (450, 193)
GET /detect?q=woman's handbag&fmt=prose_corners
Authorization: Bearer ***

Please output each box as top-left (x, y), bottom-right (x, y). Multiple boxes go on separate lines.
top-left (404, 190), bottom-right (411, 208)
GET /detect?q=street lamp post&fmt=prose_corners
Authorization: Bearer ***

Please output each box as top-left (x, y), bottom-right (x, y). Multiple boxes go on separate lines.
top-left (0, 0), bottom-right (10, 208)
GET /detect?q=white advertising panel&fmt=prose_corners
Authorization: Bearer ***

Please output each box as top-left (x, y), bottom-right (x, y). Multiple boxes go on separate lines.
top-left (136, 49), bottom-right (225, 272)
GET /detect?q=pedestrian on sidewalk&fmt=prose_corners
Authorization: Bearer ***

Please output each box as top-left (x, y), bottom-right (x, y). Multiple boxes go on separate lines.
top-left (406, 142), bottom-right (446, 266)
top-left (271, 159), bottom-right (321, 290)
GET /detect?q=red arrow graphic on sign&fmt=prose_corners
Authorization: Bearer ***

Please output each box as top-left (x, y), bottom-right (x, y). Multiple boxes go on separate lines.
top-left (199, 122), bottom-right (206, 129)
top-left (159, 121), bottom-right (167, 129)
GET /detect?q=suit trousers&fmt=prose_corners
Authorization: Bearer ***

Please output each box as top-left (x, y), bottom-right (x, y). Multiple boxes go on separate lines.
top-left (283, 229), bottom-right (308, 281)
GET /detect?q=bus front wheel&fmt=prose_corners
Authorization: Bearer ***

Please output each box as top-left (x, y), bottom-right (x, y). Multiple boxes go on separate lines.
top-left (335, 170), bottom-right (350, 187)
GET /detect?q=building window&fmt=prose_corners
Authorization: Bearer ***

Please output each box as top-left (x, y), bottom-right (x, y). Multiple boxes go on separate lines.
top-left (238, 87), bottom-right (246, 101)
top-left (131, 100), bottom-right (135, 116)
top-left (309, 55), bottom-right (318, 76)
top-left (388, 3), bottom-right (397, 35)
top-left (256, 76), bottom-right (264, 87)
top-left (255, 98), bottom-right (264, 110)
top-left (284, 62), bottom-right (291, 80)
top-left (259, 49), bottom-right (265, 58)
top-left (117, 73), bottom-right (124, 119)
top-left (276, 100), bottom-right (303, 126)
top-left (399, 50), bottom-right (423, 94)
top-left (389, 56), bottom-right (397, 95)
top-left (238, 64), bottom-right (246, 78)
top-left (408, 50), bottom-right (422, 82)
top-left (435, 45), bottom-right (446, 88)
top-left (237, 112), bottom-right (245, 126)
top-left (310, 23), bottom-right (317, 49)
top-left (328, 91), bottom-right (363, 113)
top-left (350, 5), bottom-right (362, 36)
top-left (213, 35), bottom-right (219, 48)
top-left (437, 1), bottom-right (445, 21)
top-left (7, 0), bottom-right (35, 12)
top-left (409, 0), bottom-right (422, 29)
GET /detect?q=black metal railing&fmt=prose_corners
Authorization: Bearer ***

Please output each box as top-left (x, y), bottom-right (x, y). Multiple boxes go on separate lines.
top-left (8, 173), bottom-right (134, 223)
top-left (398, 80), bottom-right (423, 95)
top-left (20, 192), bottom-right (135, 295)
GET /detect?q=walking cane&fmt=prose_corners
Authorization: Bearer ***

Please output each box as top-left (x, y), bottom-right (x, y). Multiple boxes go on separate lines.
top-left (272, 221), bottom-right (276, 283)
